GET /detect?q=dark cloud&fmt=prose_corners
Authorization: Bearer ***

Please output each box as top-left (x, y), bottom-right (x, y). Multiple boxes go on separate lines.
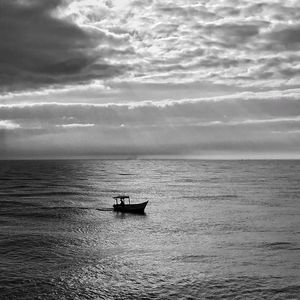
top-left (0, 0), bottom-right (126, 93)
top-left (204, 22), bottom-right (263, 47)
top-left (267, 24), bottom-right (300, 50)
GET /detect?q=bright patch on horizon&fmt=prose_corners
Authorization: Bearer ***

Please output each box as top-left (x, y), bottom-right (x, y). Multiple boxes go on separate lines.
top-left (0, 120), bottom-right (20, 130)
top-left (56, 123), bottom-right (95, 128)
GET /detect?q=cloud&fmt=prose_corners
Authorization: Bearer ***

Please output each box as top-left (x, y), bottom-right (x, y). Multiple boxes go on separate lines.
top-left (204, 22), bottom-right (262, 46)
top-left (1, 0), bottom-right (300, 158)
top-left (56, 123), bottom-right (95, 128)
top-left (0, 120), bottom-right (20, 130)
top-left (267, 23), bottom-right (300, 50)
top-left (0, 90), bottom-right (299, 135)
top-left (0, 0), bottom-right (128, 94)
top-left (1, 0), bottom-right (300, 95)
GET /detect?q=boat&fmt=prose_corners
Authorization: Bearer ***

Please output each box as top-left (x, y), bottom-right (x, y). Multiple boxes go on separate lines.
top-left (113, 195), bottom-right (148, 213)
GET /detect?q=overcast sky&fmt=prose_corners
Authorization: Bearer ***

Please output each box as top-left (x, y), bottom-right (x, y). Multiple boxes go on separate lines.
top-left (0, 0), bottom-right (300, 159)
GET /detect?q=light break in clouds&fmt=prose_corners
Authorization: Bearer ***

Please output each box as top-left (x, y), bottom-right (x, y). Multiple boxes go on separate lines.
top-left (0, 0), bottom-right (300, 159)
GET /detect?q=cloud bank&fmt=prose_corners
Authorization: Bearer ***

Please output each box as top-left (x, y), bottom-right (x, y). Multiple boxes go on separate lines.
top-left (1, 0), bottom-right (300, 94)
top-left (0, 0), bottom-right (128, 94)
top-left (1, 91), bottom-right (299, 158)
top-left (0, 0), bottom-right (300, 158)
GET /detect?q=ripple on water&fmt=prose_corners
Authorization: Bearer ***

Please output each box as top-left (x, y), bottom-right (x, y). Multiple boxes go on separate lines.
top-left (0, 160), bottom-right (299, 299)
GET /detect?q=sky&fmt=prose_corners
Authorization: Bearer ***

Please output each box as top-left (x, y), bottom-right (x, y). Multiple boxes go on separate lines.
top-left (0, 0), bottom-right (300, 159)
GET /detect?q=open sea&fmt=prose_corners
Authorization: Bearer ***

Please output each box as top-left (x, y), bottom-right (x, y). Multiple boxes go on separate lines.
top-left (0, 159), bottom-right (299, 299)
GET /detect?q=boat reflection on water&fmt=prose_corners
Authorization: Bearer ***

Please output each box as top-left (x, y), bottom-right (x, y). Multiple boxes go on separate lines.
top-left (113, 195), bottom-right (148, 214)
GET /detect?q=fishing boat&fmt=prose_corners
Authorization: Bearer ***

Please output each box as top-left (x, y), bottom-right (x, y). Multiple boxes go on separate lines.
top-left (113, 195), bottom-right (148, 213)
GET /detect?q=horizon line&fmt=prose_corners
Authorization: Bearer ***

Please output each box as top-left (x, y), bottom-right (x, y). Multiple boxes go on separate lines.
top-left (1, 156), bottom-right (300, 161)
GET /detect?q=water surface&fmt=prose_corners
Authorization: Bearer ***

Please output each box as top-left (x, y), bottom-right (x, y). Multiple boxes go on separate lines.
top-left (0, 160), bottom-right (299, 299)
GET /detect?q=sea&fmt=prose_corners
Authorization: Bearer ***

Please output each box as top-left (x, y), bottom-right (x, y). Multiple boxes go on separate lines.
top-left (0, 159), bottom-right (299, 299)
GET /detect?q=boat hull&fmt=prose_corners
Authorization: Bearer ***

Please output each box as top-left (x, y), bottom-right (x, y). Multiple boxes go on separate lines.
top-left (113, 201), bottom-right (148, 213)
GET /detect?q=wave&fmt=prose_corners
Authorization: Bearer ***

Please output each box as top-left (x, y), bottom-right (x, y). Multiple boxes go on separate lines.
top-left (0, 191), bottom-right (89, 197)
top-left (182, 194), bottom-right (238, 200)
top-left (260, 242), bottom-right (299, 250)
top-left (172, 254), bottom-right (215, 263)
top-left (118, 173), bottom-right (135, 176)
top-left (0, 177), bottom-right (45, 181)
top-left (0, 201), bottom-right (113, 211)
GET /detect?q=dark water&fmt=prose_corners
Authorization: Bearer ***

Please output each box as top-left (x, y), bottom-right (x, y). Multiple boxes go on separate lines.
top-left (0, 160), bottom-right (299, 299)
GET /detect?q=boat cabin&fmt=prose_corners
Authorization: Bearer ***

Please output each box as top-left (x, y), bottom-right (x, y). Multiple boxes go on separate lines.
top-left (113, 195), bottom-right (131, 205)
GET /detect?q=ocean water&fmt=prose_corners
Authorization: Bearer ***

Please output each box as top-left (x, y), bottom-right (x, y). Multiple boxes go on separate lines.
top-left (0, 159), bottom-right (299, 300)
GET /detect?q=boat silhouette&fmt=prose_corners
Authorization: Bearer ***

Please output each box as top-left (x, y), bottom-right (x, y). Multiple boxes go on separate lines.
top-left (113, 195), bottom-right (148, 213)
